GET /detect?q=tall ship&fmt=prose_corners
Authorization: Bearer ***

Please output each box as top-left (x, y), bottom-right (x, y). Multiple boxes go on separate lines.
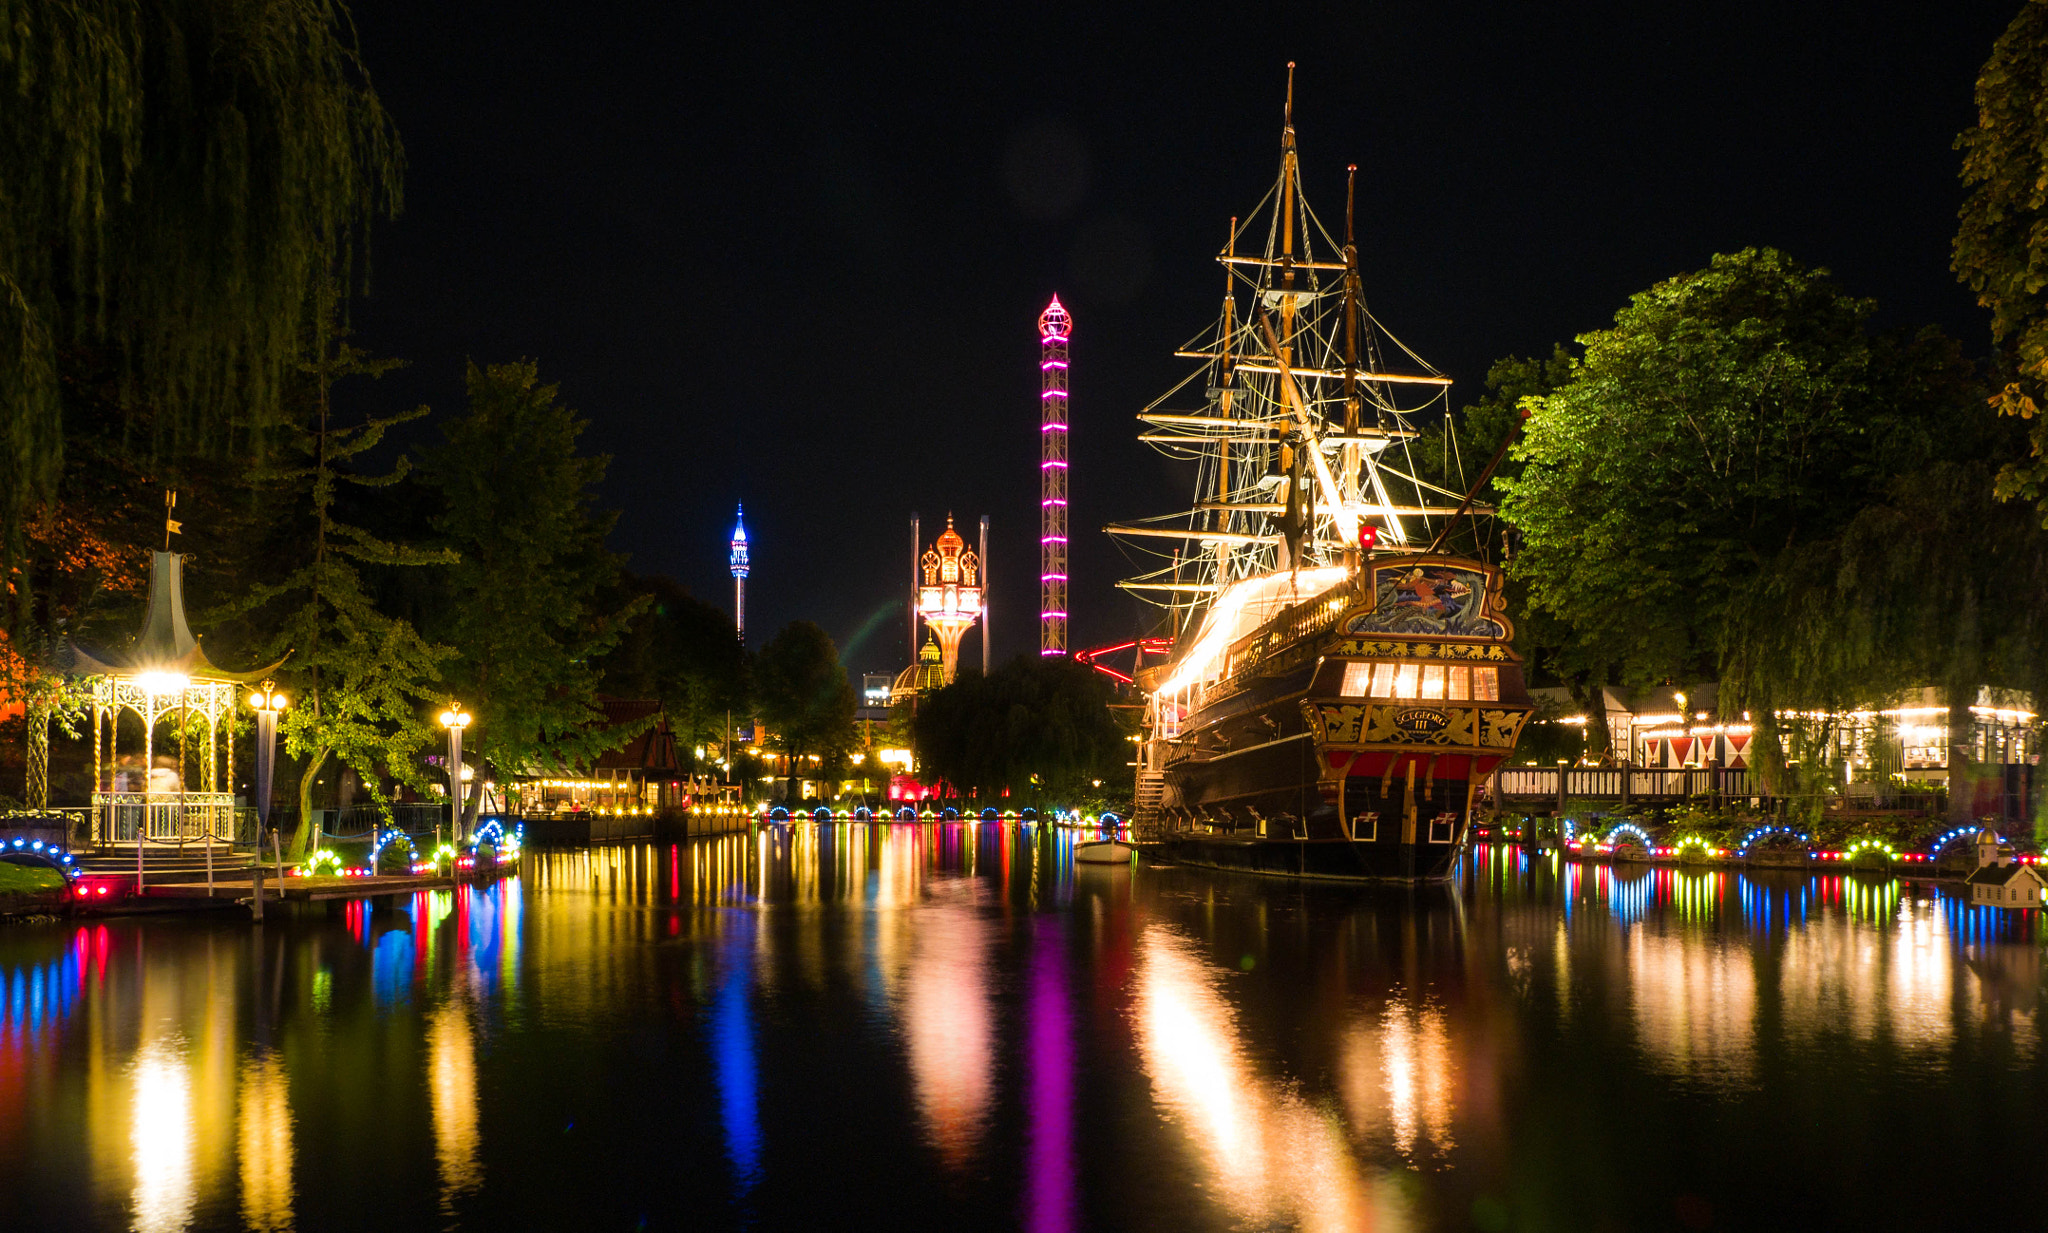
top-left (1118, 69), bottom-right (1531, 881)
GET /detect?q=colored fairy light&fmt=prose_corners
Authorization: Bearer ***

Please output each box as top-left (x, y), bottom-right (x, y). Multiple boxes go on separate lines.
top-left (1039, 295), bottom-right (1070, 658)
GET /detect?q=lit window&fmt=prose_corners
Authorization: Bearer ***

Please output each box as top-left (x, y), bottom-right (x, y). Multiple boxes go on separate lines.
top-left (1448, 665), bottom-right (1470, 700)
top-left (1393, 663), bottom-right (1419, 698)
top-left (1420, 665), bottom-right (1445, 700)
top-left (1371, 663), bottom-right (1396, 697)
top-left (1474, 667), bottom-right (1499, 701)
top-left (1340, 662), bottom-right (1373, 697)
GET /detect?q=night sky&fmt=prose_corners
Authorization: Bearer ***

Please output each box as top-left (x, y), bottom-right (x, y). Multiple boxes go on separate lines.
top-left (345, 0), bottom-right (2020, 679)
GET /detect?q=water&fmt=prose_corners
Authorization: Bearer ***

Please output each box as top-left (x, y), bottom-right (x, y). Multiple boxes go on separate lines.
top-left (2, 828), bottom-right (2044, 1232)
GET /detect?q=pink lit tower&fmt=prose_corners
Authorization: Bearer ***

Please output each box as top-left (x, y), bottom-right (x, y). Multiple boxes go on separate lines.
top-left (1039, 296), bottom-right (1071, 657)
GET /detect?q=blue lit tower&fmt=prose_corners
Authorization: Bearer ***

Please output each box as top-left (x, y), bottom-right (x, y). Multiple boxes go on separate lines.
top-left (729, 505), bottom-right (750, 644)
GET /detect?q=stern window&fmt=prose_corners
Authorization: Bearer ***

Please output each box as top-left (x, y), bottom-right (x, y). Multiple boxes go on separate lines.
top-left (1473, 667), bottom-right (1499, 701)
top-left (1448, 665), bottom-right (1470, 700)
top-left (1340, 662), bottom-right (1374, 697)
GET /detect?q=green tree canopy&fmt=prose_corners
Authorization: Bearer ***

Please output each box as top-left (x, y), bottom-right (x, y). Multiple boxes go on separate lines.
top-left (229, 338), bottom-right (452, 857)
top-left (910, 656), bottom-right (1129, 803)
top-left (1955, 0), bottom-right (2048, 519)
top-left (0, 0), bottom-right (401, 609)
top-left (1497, 249), bottom-right (1977, 715)
top-left (753, 621), bottom-right (856, 801)
top-left (420, 361), bottom-right (639, 824)
top-left (598, 573), bottom-right (745, 774)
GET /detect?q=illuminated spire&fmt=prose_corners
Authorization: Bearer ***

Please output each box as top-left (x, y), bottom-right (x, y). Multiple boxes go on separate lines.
top-left (729, 504), bottom-right (749, 643)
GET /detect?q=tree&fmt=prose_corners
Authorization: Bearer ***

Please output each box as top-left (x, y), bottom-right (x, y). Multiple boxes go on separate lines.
top-left (753, 621), bottom-right (855, 803)
top-left (1495, 249), bottom-right (1982, 781)
top-left (421, 361), bottom-right (639, 827)
top-left (1955, 0), bottom-right (2048, 520)
top-left (910, 656), bottom-right (1129, 804)
top-left (0, 0), bottom-right (401, 627)
top-left (231, 337), bottom-right (453, 858)
top-left (597, 573), bottom-right (745, 774)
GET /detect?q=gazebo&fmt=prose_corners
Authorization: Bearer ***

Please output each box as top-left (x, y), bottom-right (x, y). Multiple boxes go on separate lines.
top-left (69, 551), bottom-right (282, 850)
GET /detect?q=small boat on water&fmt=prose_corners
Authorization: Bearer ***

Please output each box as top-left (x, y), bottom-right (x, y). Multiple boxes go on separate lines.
top-left (1074, 839), bottom-right (1139, 865)
top-left (1117, 69), bottom-right (1532, 883)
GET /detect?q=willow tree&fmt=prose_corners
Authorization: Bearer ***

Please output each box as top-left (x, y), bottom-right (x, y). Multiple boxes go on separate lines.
top-left (1955, 0), bottom-right (2048, 522)
top-left (0, 0), bottom-right (402, 631)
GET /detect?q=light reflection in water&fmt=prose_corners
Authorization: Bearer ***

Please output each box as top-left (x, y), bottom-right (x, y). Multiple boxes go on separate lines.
top-left (130, 1035), bottom-right (195, 1233)
top-left (901, 904), bottom-right (993, 1170)
top-left (1024, 919), bottom-right (1073, 1233)
top-left (712, 921), bottom-right (763, 1187)
top-left (1345, 996), bottom-right (1457, 1158)
top-left (236, 1050), bottom-right (293, 1233)
top-left (1135, 925), bottom-right (1380, 1232)
top-left (428, 999), bottom-right (483, 1210)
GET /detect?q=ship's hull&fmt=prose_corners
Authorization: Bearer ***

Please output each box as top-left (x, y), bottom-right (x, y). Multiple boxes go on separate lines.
top-left (1141, 557), bottom-right (1530, 884)
top-left (1155, 833), bottom-right (1464, 881)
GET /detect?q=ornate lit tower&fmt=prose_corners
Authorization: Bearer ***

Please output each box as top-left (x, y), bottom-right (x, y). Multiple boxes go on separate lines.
top-left (917, 515), bottom-right (983, 682)
top-left (729, 504), bottom-right (749, 644)
top-left (1039, 296), bottom-right (1071, 657)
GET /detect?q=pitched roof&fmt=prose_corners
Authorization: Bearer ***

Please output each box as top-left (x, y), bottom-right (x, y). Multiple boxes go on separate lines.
top-left (1965, 862), bottom-right (2045, 888)
top-left (590, 697), bottom-right (680, 774)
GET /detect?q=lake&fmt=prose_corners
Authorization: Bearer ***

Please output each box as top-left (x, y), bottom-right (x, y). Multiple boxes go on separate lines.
top-left (2, 826), bottom-right (2042, 1231)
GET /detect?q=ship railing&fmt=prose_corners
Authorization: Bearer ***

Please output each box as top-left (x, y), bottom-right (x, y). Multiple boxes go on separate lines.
top-left (1491, 765), bottom-right (1762, 806)
top-left (1215, 574), bottom-right (1358, 693)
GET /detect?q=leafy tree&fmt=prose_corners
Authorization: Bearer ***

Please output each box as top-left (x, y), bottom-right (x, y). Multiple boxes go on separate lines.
top-left (911, 656), bottom-right (1130, 804)
top-left (1496, 249), bottom-right (1983, 781)
top-left (0, 0), bottom-right (401, 624)
top-left (420, 361), bottom-right (639, 827)
top-left (232, 337), bottom-right (453, 858)
top-left (1955, 0), bottom-right (2048, 519)
top-left (753, 621), bottom-right (855, 803)
top-left (598, 573), bottom-right (745, 774)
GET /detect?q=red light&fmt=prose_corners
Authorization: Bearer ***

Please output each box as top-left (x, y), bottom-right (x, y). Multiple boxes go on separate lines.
top-left (1359, 524), bottom-right (1379, 550)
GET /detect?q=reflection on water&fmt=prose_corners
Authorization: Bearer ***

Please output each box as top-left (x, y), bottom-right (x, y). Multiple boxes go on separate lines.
top-left (237, 1051), bottom-right (292, 1233)
top-left (0, 834), bottom-right (2045, 1231)
top-left (131, 1035), bottom-right (195, 1233)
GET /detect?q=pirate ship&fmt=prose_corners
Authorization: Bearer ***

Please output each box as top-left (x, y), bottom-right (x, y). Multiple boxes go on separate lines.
top-left (1117, 68), bottom-right (1531, 881)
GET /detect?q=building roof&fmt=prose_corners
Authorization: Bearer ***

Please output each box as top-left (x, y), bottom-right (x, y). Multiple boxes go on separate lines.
top-left (67, 551), bottom-right (283, 683)
top-left (1965, 862), bottom-right (2045, 888)
top-left (590, 697), bottom-right (682, 774)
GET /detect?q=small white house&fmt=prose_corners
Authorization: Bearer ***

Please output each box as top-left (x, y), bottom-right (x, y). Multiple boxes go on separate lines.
top-left (1965, 857), bottom-right (2048, 909)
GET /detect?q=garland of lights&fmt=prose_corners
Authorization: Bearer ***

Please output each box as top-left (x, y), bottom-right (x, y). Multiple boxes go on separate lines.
top-left (4, 836), bottom-right (80, 879)
top-left (1735, 825), bottom-right (1811, 857)
top-left (1605, 822), bottom-right (1655, 852)
top-left (1841, 837), bottom-right (1898, 864)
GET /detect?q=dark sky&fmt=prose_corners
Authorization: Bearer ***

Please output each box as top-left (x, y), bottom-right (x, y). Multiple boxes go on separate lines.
top-left (346, 0), bottom-right (2021, 678)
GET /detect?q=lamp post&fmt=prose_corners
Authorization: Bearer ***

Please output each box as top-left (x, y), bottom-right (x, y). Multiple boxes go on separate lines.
top-left (439, 703), bottom-right (472, 847)
top-left (247, 681), bottom-right (287, 914)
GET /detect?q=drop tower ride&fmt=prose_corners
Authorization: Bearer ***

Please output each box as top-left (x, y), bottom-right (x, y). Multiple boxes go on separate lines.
top-left (1039, 296), bottom-right (1071, 656)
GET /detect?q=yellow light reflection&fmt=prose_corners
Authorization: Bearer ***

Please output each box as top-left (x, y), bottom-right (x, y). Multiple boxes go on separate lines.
top-left (131, 1036), bottom-right (195, 1233)
top-left (428, 1000), bottom-right (482, 1210)
top-left (1136, 926), bottom-right (1376, 1231)
top-left (237, 1051), bottom-right (294, 1232)
top-left (901, 907), bottom-right (993, 1170)
top-left (1629, 930), bottom-right (1756, 1086)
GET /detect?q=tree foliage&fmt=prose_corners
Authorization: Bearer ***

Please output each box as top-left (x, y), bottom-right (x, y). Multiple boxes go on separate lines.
top-left (753, 621), bottom-right (855, 800)
top-left (598, 573), bottom-right (744, 774)
top-left (0, 0), bottom-right (401, 595)
top-left (231, 338), bottom-right (452, 856)
top-left (1955, 0), bottom-right (2048, 518)
top-left (910, 656), bottom-right (1129, 803)
top-left (1498, 249), bottom-right (1973, 694)
top-left (421, 361), bottom-right (638, 822)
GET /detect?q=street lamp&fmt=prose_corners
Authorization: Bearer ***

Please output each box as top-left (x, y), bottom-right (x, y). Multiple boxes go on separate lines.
top-left (439, 703), bottom-right (472, 846)
top-left (248, 681), bottom-right (288, 872)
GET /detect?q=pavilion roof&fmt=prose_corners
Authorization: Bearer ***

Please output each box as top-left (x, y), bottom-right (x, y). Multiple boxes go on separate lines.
top-left (67, 551), bottom-right (284, 684)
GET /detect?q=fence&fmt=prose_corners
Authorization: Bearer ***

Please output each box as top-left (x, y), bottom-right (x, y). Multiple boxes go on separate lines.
top-left (1493, 766), bottom-right (1761, 808)
top-left (92, 793), bottom-right (259, 845)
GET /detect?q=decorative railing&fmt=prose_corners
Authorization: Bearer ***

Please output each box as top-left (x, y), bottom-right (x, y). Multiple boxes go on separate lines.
top-left (92, 793), bottom-right (258, 845)
top-left (1492, 766), bottom-right (1760, 804)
